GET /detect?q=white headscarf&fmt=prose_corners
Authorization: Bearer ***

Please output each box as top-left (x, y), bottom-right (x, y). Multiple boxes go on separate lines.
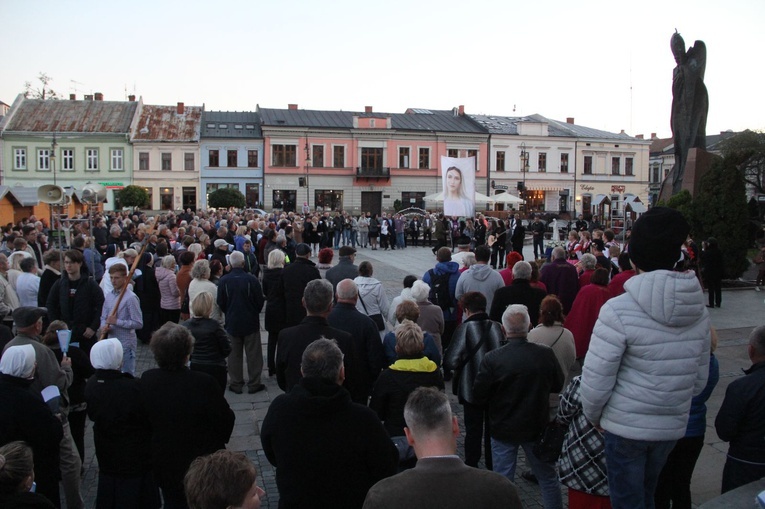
top-left (90, 338), bottom-right (123, 370)
top-left (0, 344), bottom-right (36, 378)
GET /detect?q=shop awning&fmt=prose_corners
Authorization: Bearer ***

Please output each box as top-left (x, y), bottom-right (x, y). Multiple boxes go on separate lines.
top-left (592, 194), bottom-right (611, 206)
top-left (626, 201), bottom-right (647, 213)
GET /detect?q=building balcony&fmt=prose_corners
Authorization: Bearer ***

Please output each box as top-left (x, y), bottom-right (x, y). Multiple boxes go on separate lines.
top-left (355, 166), bottom-right (390, 180)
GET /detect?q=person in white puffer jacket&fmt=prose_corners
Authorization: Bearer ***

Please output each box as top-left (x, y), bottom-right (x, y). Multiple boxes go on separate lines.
top-left (581, 207), bottom-right (710, 509)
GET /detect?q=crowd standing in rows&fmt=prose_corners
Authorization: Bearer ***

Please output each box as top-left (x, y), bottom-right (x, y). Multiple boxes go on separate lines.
top-left (0, 204), bottom-right (761, 509)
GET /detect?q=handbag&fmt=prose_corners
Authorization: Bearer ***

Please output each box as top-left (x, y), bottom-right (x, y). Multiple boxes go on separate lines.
top-left (533, 420), bottom-right (567, 463)
top-left (358, 293), bottom-right (385, 331)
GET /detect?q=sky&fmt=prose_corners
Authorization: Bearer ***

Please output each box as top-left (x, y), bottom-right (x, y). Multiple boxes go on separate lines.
top-left (2, 0), bottom-right (763, 139)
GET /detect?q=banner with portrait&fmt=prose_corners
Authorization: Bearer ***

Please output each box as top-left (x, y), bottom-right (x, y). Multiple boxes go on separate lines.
top-left (441, 156), bottom-right (475, 217)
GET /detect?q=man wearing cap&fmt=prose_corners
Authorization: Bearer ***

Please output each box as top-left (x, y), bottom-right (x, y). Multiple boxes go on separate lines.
top-left (3, 306), bottom-right (84, 509)
top-left (450, 237), bottom-right (473, 268)
top-left (325, 246), bottom-right (359, 294)
top-left (279, 243), bottom-right (321, 328)
top-left (210, 238), bottom-right (231, 273)
top-left (581, 207), bottom-right (711, 509)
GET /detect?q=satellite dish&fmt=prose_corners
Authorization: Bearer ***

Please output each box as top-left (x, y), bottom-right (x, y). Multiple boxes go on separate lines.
top-left (37, 185), bottom-right (66, 204)
top-left (81, 183), bottom-right (107, 204)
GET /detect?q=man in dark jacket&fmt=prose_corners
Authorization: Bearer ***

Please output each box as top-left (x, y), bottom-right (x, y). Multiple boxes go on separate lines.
top-left (325, 246), bottom-right (359, 294)
top-left (539, 246), bottom-right (579, 314)
top-left (474, 304), bottom-right (564, 509)
top-left (444, 292), bottom-right (503, 469)
top-left (276, 279), bottom-right (360, 393)
top-left (217, 251), bottom-right (265, 394)
top-left (47, 249), bottom-right (104, 355)
top-left (422, 247), bottom-right (461, 357)
top-left (528, 214), bottom-right (546, 260)
top-left (279, 243), bottom-right (321, 327)
top-left (262, 338), bottom-right (398, 509)
top-left (489, 261), bottom-right (546, 327)
top-left (327, 279), bottom-right (386, 403)
top-left (715, 324), bottom-right (765, 493)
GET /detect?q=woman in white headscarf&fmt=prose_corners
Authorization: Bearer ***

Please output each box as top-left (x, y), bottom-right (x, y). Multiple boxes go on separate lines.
top-left (0, 344), bottom-right (63, 505)
top-left (85, 338), bottom-right (161, 509)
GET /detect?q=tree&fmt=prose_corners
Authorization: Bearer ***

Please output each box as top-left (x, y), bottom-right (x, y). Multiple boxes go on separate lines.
top-left (665, 189), bottom-right (695, 229)
top-left (693, 157), bottom-right (749, 278)
top-left (208, 188), bottom-right (245, 209)
top-left (23, 72), bottom-right (61, 100)
top-left (720, 130), bottom-right (765, 195)
top-left (117, 186), bottom-right (150, 210)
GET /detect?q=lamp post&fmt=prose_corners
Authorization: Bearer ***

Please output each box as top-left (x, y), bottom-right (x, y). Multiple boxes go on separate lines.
top-left (519, 142), bottom-right (529, 214)
top-left (51, 134), bottom-right (58, 186)
top-left (304, 138), bottom-right (311, 211)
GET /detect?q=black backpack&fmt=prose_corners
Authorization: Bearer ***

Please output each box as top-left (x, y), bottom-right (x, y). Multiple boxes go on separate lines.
top-left (428, 269), bottom-right (453, 311)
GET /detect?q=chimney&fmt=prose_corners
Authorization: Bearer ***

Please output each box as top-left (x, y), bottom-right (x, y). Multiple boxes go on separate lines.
top-left (620, 129), bottom-right (625, 134)
top-left (566, 117), bottom-right (575, 124)
top-left (651, 132), bottom-right (657, 139)
top-left (288, 104), bottom-right (298, 110)
top-left (84, 94), bottom-right (94, 101)
top-left (458, 105), bottom-right (465, 116)
top-left (94, 92), bottom-right (104, 101)
top-left (636, 134), bottom-right (644, 139)
top-left (128, 95), bottom-right (136, 102)
top-left (365, 106), bottom-right (373, 113)
top-left (177, 102), bottom-right (185, 114)
top-left (69, 94), bottom-right (76, 101)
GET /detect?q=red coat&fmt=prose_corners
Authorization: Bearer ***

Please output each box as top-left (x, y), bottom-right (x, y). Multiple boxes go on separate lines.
top-left (608, 269), bottom-right (636, 297)
top-left (563, 284), bottom-right (611, 358)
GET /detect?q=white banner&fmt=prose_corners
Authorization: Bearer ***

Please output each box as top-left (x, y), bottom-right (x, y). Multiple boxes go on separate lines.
top-left (441, 156), bottom-right (475, 217)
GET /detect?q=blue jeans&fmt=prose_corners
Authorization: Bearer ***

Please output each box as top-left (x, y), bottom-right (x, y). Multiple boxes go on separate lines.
top-left (604, 432), bottom-right (676, 509)
top-left (343, 229), bottom-right (351, 246)
top-left (491, 438), bottom-right (562, 509)
top-left (396, 232), bottom-right (405, 248)
top-left (333, 230), bottom-right (341, 248)
top-left (121, 344), bottom-right (136, 376)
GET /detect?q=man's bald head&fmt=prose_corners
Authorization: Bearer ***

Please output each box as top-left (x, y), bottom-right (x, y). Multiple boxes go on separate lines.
top-left (336, 279), bottom-right (358, 303)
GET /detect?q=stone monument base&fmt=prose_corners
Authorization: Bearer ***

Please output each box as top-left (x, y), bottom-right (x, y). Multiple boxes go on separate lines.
top-left (657, 148), bottom-right (719, 203)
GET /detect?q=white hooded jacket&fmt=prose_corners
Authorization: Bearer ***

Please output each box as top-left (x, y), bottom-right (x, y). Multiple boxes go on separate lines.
top-left (580, 269), bottom-right (711, 441)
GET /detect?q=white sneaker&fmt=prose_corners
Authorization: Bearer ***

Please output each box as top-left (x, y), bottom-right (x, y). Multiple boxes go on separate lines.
top-left (756, 286), bottom-right (762, 292)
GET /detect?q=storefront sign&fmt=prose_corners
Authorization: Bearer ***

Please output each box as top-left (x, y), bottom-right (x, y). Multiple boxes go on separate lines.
top-left (611, 185), bottom-right (626, 193)
top-left (98, 182), bottom-right (124, 190)
top-left (580, 184), bottom-right (595, 191)
top-left (494, 184), bottom-right (508, 190)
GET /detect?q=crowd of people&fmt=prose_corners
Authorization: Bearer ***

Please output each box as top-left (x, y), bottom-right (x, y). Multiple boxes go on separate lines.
top-left (0, 205), bottom-right (761, 509)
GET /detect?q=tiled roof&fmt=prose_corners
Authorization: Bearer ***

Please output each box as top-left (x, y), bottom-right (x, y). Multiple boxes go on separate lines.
top-left (4, 98), bottom-right (137, 133)
top-left (201, 111), bottom-right (261, 138)
top-left (649, 137), bottom-right (674, 154)
top-left (705, 130), bottom-right (739, 152)
top-left (469, 113), bottom-right (639, 140)
top-left (132, 104), bottom-right (202, 142)
top-left (259, 107), bottom-right (487, 134)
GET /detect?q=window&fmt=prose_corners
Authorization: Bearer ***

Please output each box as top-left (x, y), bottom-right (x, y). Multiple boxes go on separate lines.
top-left (209, 150), bottom-right (219, 167)
top-left (111, 149), bottom-right (124, 171)
top-left (272, 144), bottom-right (297, 167)
top-left (162, 153), bottom-right (172, 171)
top-left (418, 148), bottom-right (430, 169)
top-left (227, 150), bottom-right (238, 167)
top-left (448, 149), bottom-right (459, 158)
top-left (496, 151), bottom-right (505, 172)
top-left (14, 148), bottom-right (26, 170)
top-left (468, 150), bottom-right (478, 172)
top-left (333, 146), bottom-right (345, 168)
top-left (612, 157), bottom-right (620, 175)
top-left (62, 149), bottom-right (74, 171)
top-left (86, 149), bottom-right (99, 171)
top-left (625, 157), bottom-right (634, 176)
top-left (401, 192), bottom-right (425, 209)
top-left (245, 183), bottom-right (260, 207)
top-left (538, 152), bottom-right (547, 172)
top-left (139, 152), bottom-right (149, 171)
top-left (38, 149), bottom-right (50, 171)
top-left (584, 156), bottom-right (593, 175)
top-left (247, 150), bottom-right (258, 168)
top-left (652, 166), bottom-right (660, 183)
top-left (560, 153), bottom-right (569, 173)
top-left (160, 187), bottom-right (174, 210)
top-left (399, 147), bottom-right (410, 168)
top-left (184, 153), bottom-right (195, 171)
top-left (312, 145), bottom-right (324, 168)
top-left (361, 147), bottom-right (383, 170)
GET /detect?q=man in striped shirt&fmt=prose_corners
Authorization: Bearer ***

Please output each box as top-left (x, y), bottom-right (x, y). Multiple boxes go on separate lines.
top-left (100, 264), bottom-right (143, 376)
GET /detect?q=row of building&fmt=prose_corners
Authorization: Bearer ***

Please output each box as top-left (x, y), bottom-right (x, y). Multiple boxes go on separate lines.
top-left (0, 92), bottom-right (690, 222)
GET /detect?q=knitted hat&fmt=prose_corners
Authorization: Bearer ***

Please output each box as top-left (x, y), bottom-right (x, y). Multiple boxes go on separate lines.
top-left (628, 207), bottom-right (689, 272)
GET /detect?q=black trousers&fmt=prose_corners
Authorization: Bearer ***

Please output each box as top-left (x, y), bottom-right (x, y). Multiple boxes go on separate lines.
top-left (423, 229), bottom-right (432, 246)
top-left (722, 457), bottom-right (765, 494)
top-left (707, 277), bottom-right (722, 307)
top-left (463, 400), bottom-right (492, 469)
top-left (432, 237), bottom-right (447, 254)
top-left (654, 434), bottom-right (704, 509)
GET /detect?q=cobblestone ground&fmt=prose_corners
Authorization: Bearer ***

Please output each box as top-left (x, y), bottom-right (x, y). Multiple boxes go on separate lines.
top-left (75, 241), bottom-right (763, 508)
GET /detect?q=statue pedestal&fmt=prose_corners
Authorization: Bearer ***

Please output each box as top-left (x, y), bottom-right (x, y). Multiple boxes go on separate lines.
top-left (658, 148), bottom-right (718, 202)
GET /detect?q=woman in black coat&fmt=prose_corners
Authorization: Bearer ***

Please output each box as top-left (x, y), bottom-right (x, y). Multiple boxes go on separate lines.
top-left (370, 320), bottom-right (444, 438)
top-left (181, 292), bottom-right (232, 393)
top-left (701, 237), bottom-right (724, 308)
top-left (134, 253), bottom-right (161, 344)
top-left (85, 338), bottom-right (160, 509)
top-left (262, 249), bottom-right (287, 377)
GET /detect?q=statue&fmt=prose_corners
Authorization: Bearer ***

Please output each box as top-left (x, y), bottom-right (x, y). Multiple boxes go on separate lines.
top-left (670, 30), bottom-right (709, 195)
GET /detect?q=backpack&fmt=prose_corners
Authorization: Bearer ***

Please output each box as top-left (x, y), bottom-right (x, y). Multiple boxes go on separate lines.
top-left (428, 269), bottom-right (453, 311)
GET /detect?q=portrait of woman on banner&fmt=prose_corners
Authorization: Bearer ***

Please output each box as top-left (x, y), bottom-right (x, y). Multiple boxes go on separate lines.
top-left (443, 164), bottom-right (475, 218)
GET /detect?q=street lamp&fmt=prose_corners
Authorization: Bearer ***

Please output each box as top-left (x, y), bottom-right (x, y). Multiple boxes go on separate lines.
top-left (303, 138), bottom-right (311, 211)
top-left (519, 142), bottom-right (529, 213)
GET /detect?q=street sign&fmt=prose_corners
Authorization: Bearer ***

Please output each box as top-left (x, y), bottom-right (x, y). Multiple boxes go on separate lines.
top-left (494, 184), bottom-right (508, 190)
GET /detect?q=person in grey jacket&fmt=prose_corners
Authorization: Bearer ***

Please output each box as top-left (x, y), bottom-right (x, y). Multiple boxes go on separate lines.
top-left (581, 207), bottom-right (711, 509)
top-left (325, 246), bottom-right (359, 294)
top-left (443, 292), bottom-right (503, 469)
top-left (455, 245), bottom-right (504, 314)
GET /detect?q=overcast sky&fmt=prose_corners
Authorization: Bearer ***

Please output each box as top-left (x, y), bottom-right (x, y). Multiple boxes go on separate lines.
top-left (2, 0), bottom-right (763, 139)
